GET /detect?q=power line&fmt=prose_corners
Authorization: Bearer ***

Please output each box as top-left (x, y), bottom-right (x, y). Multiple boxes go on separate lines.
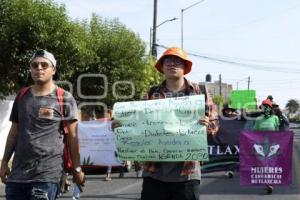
top-left (253, 79), bottom-right (300, 82)
top-left (188, 51), bottom-right (300, 66)
top-left (189, 54), bottom-right (300, 73)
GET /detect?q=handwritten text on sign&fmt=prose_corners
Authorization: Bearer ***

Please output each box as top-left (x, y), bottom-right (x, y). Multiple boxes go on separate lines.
top-left (113, 95), bottom-right (208, 161)
top-left (78, 121), bottom-right (121, 166)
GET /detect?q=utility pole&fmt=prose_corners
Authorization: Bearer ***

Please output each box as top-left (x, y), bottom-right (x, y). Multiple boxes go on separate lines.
top-left (149, 28), bottom-right (152, 55)
top-left (181, 8), bottom-right (184, 49)
top-left (151, 0), bottom-right (158, 57)
top-left (247, 76), bottom-right (250, 90)
top-left (219, 74), bottom-right (222, 96)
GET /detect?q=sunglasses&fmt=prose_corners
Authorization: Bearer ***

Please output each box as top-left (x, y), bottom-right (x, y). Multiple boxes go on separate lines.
top-left (163, 57), bottom-right (185, 66)
top-left (30, 61), bottom-right (51, 70)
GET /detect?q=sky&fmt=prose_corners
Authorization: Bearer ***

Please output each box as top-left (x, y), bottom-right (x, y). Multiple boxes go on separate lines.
top-left (54, 0), bottom-right (300, 108)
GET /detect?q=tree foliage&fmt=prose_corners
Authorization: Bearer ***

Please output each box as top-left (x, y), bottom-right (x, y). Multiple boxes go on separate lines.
top-left (0, 0), bottom-right (93, 97)
top-left (70, 14), bottom-right (161, 110)
top-left (0, 0), bottom-right (161, 114)
top-left (212, 95), bottom-right (225, 114)
top-left (285, 99), bottom-right (299, 115)
top-left (212, 95), bottom-right (224, 106)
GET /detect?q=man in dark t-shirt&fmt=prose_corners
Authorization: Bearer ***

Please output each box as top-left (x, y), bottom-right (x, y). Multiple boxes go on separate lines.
top-left (0, 49), bottom-right (85, 200)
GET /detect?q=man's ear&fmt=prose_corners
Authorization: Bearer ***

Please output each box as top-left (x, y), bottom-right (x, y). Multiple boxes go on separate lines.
top-left (53, 68), bottom-right (59, 80)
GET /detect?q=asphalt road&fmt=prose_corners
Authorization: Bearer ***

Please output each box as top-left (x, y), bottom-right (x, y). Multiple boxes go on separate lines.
top-left (1, 127), bottom-right (300, 200)
top-left (0, 171), bottom-right (143, 200)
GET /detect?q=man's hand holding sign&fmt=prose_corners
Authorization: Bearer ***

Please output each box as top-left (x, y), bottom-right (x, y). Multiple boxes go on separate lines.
top-left (112, 95), bottom-right (209, 162)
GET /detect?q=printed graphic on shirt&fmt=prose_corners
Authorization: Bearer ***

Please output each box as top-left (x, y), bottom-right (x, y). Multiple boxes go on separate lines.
top-left (38, 107), bottom-right (54, 119)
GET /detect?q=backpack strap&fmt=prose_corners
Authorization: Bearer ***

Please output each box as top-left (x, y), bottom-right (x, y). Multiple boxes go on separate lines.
top-left (56, 87), bottom-right (74, 170)
top-left (16, 87), bottom-right (31, 101)
top-left (56, 87), bottom-right (69, 135)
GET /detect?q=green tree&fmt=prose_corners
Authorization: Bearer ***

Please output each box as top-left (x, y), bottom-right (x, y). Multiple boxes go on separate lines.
top-left (0, 0), bottom-right (93, 99)
top-left (212, 95), bottom-right (224, 106)
top-left (0, 0), bottom-right (161, 110)
top-left (285, 99), bottom-right (299, 117)
top-left (68, 14), bottom-right (161, 113)
top-left (212, 95), bottom-right (224, 114)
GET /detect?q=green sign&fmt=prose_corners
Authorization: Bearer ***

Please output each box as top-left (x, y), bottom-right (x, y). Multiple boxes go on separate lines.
top-left (112, 95), bottom-right (209, 162)
top-left (230, 90), bottom-right (256, 110)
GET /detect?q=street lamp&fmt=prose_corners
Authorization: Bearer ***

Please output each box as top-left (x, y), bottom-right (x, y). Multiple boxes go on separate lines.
top-left (156, 17), bottom-right (178, 29)
top-left (181, 0), bottom-right (205, 49)
top-left (151, 17), bottom-right (178, 57)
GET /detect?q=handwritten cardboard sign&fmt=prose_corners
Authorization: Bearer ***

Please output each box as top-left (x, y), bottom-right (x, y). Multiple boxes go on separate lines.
top-left (78, 120), bottom-right (121, 166)
top-left (112, 95), bottom-right (208, 161)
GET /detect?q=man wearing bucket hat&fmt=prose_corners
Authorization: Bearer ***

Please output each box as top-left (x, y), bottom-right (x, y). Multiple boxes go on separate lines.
top-left (0, 49), bottom-right (85, 199)
top-left (140, 47), bottom-right (219, 200)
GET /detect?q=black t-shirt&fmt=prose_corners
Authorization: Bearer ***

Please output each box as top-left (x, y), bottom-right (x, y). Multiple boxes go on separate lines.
top-left (8, 87), bottom-right (78, 183)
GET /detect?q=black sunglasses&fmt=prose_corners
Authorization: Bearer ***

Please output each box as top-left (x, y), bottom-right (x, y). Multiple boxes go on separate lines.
top-left (30, 61), bottom-right (51, 70)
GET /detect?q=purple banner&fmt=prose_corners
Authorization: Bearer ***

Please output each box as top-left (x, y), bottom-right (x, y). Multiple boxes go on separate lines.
top-left (240, 131), bottom-right (293, 186)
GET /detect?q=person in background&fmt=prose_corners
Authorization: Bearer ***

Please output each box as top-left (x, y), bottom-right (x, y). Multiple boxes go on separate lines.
top-left (263, 95), bottom-right (289, 130)
top-left (254, 99), bottom-right (279, 194)
top-left (254, 99), bottom-right (279, 131)
top-left (267, 95), bottom-right (273, 103)
top-left (105, 166), bottom-right (112, 181)
top-left (134, 161), bottom-right (143, 178)
top-left (209, 104), bottom-right (245, 146)
top-left (98, 108), bottom-right (125, 181)
top-left (104, 158), bottom-right (126, 180)
top-left (272, 103), bottom-right (289, 131)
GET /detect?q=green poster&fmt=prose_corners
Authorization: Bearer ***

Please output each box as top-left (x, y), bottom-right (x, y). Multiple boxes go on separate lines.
top-left (112, 95), bottom-right (209, 162)
top-left (230, 90), bottom-right (256, 110)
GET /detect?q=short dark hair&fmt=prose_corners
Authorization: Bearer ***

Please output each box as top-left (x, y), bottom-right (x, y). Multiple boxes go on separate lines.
top-left (267, 95), bottom-right (273, 101)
